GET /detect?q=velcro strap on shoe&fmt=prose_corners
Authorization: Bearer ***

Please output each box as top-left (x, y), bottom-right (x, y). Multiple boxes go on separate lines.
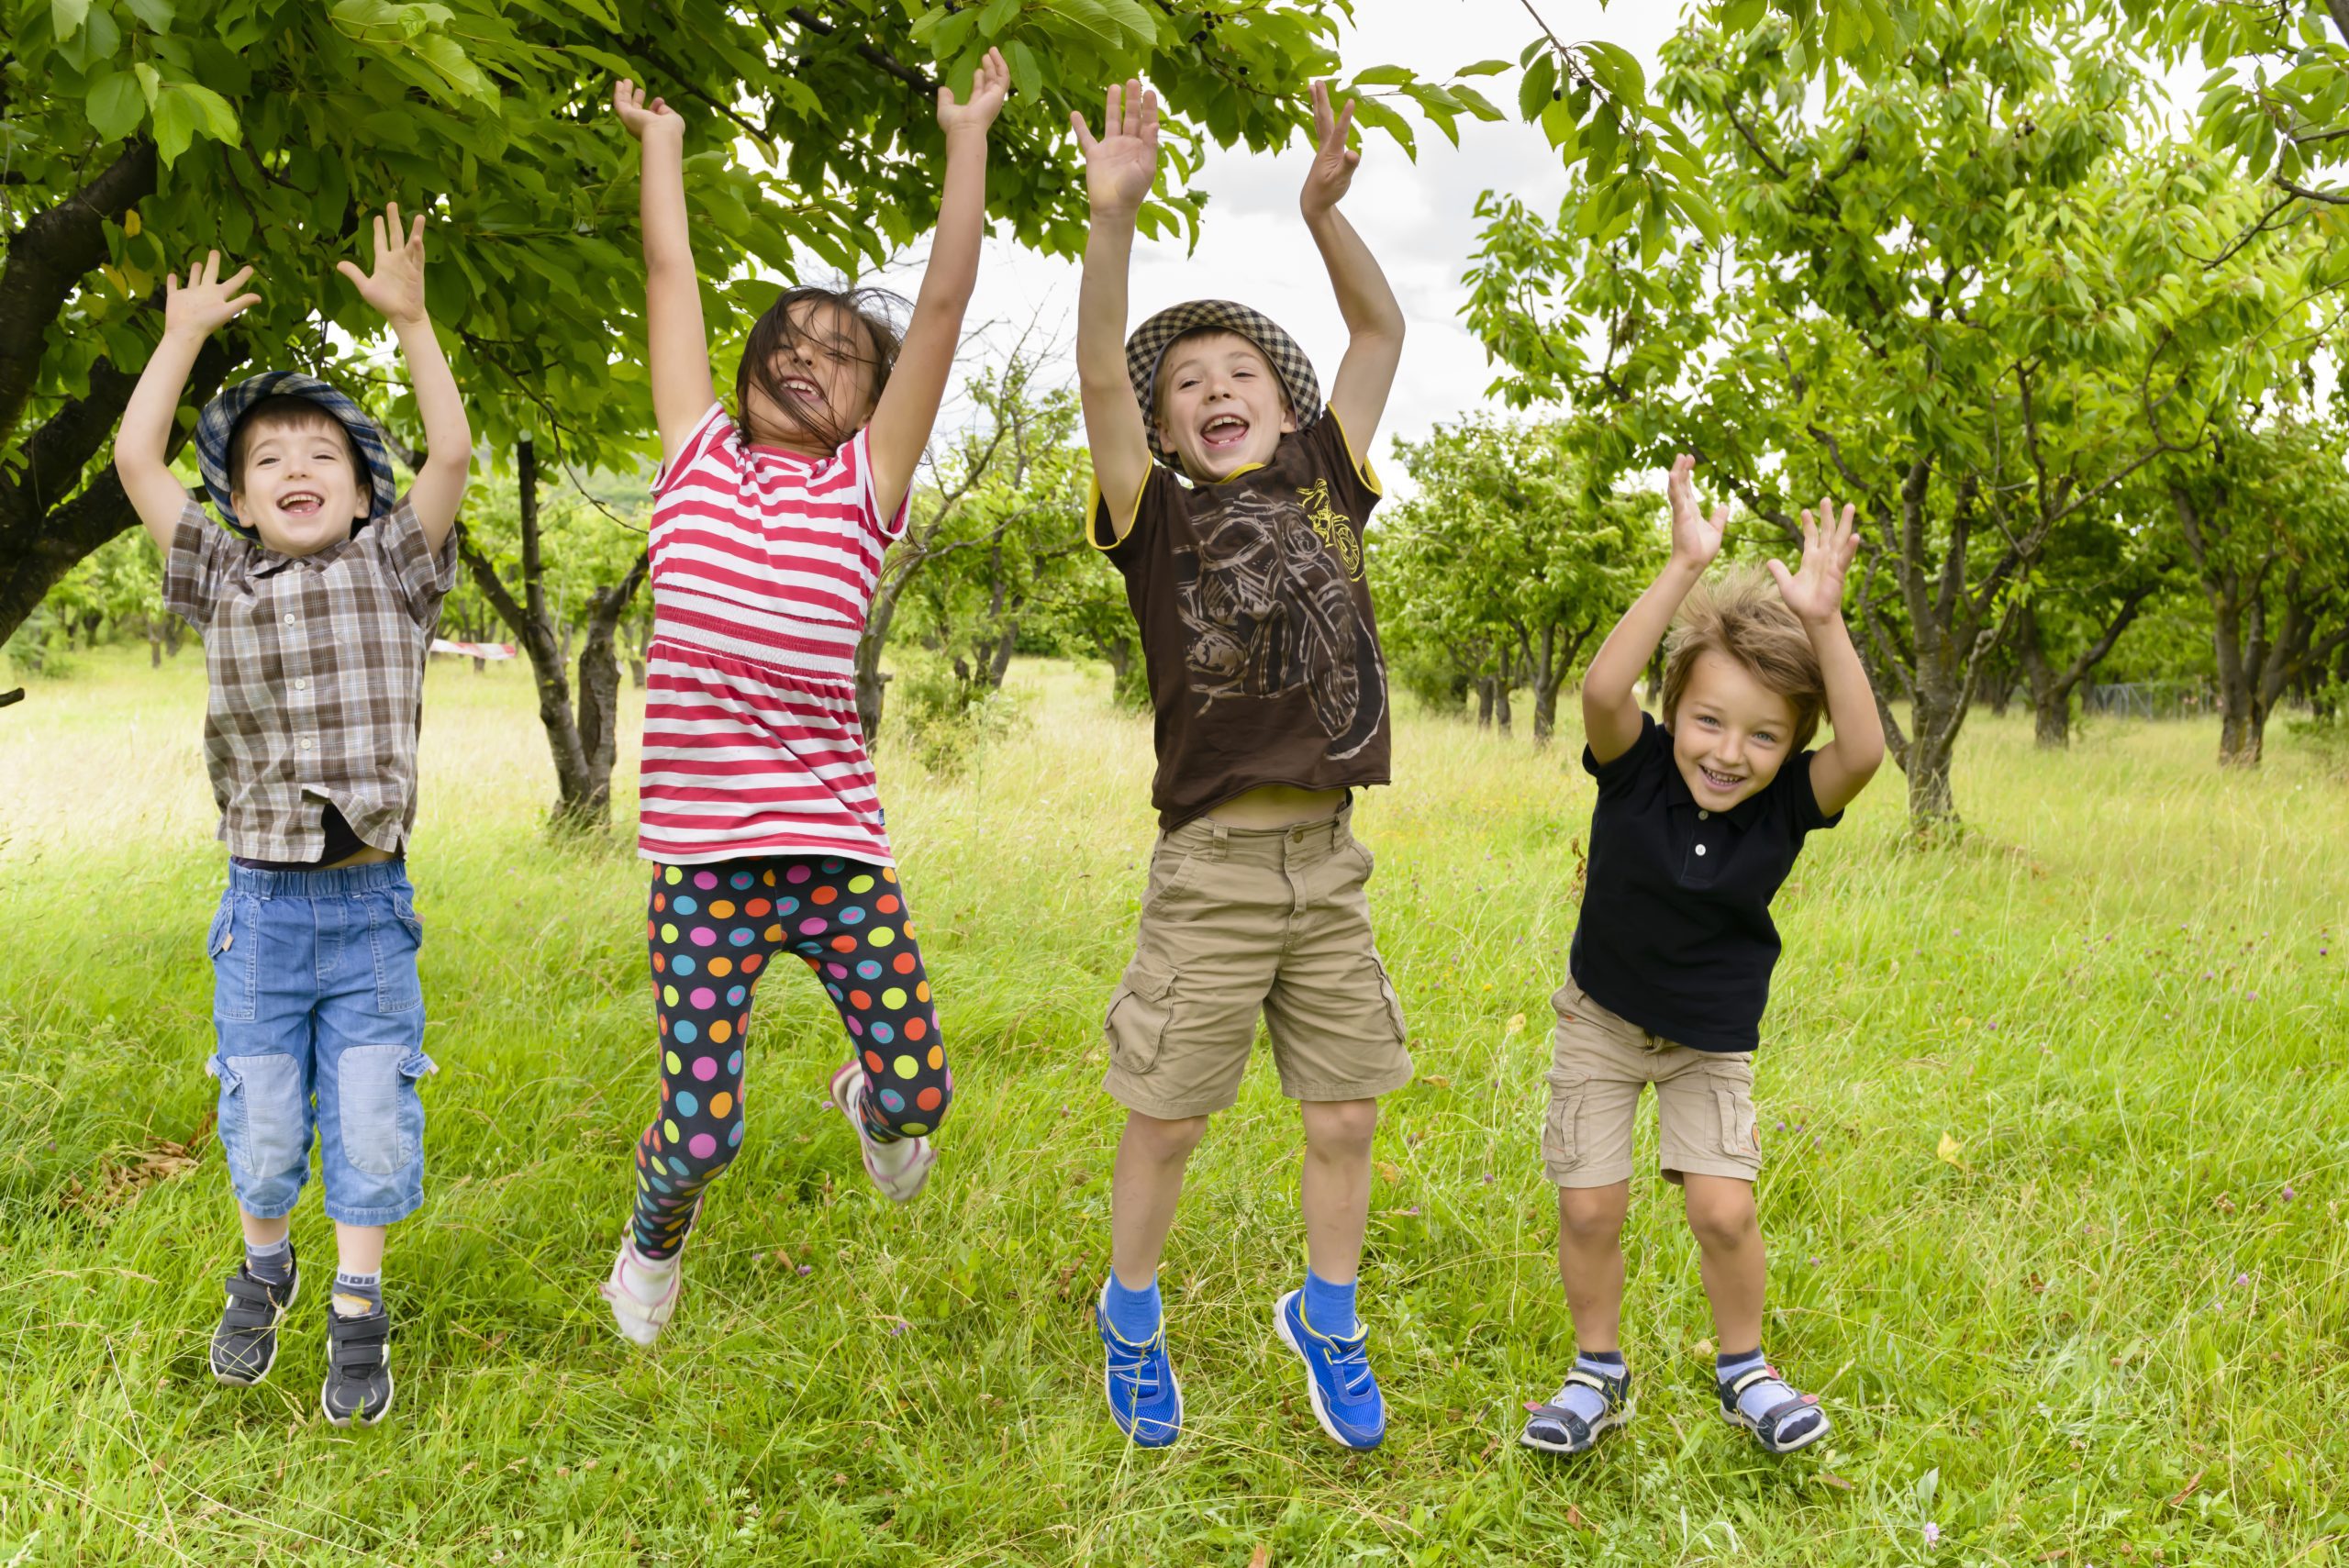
top-left (1563, 1368), bottom-right (1612, 1394)
top-left (1523, 1403), bottom-right (1593, 1444)
top-left (1729, 1365), bottom-right (1780, 1398)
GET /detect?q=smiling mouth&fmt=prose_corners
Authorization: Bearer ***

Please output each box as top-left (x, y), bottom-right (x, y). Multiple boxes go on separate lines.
top-left (1698, 765), bottom-right (1746, 792)
top-left (279, 491), bottom-right (324, 517)
top-left (1199, 414), bottom-right (1250, 450)
top-left (780, 376), bottom-right (822, 402)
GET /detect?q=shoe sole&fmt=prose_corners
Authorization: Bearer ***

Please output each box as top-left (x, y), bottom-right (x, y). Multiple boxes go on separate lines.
top-left (1520, 1402), bottom-right (1635, 1455)
top-left (1100, 1347), bottom-right (1184, 1448)
top-left (1719, 1404), bottom-right (1829, 1452)
top-left (1274, 1292), bottom-right (1382, 1451)
top-left (320, 1362), bottom-right (394, 1429)
top-left (211, 1266), bottom-right (301, 1387)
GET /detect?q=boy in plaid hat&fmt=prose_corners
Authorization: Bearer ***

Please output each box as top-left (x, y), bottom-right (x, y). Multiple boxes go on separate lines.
top-left (115, 205), bottom-right (471, 1426)
top-left (1071, 79), bottom-right (1408, 1451)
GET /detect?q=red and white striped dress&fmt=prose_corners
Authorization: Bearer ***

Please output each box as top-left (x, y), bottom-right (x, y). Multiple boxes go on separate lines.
top-left (638, 402), bottom-right (908, 866)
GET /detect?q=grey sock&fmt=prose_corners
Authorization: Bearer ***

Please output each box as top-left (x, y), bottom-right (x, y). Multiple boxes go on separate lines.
top-left (245, 1237), bottom-right (293, 1287)
top-left (1544, 1349), bottom-right (1625, 1426)
top-left (331, 1269), bottom-right (383, 1317)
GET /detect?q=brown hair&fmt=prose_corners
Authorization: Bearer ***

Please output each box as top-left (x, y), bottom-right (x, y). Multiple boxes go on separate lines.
top-left (735, 285), bottom-right (907, 453)
top-left (1659, 566), bottom-right (1827, 751)
top-left (228, 395), bottom-right (364, 492)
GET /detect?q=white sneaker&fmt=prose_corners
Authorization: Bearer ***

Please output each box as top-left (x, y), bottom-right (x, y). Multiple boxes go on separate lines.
top-left (598, 1237), bottom-right (682, 1347)
top-left (830, 1059), bottom-right (937, 1202)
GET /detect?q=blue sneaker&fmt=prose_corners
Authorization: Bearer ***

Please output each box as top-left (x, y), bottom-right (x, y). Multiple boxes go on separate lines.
top-left (1097, 1295), bottom-right (1182, 1447)
top-left (1275, 1288), bottom-right (1386, 1450)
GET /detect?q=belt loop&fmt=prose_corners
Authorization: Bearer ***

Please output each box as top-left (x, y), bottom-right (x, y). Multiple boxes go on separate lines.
top-left (1211, 821), bottom-right (1230, 861)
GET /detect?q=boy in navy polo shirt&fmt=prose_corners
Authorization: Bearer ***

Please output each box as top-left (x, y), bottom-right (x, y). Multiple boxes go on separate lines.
top-left (1520, 459), bottom-right (1884, 1457)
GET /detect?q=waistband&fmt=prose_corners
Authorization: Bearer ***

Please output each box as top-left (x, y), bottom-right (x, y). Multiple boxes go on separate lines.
top-left (1158, 799), bottom-right (1358, 865)
top-left (226, 858), bottom-right (413, 898)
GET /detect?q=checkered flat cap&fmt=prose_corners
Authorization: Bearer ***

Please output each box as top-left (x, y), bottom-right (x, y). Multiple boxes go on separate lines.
top-left (195, 372), bottom-right (398, 538)
top-left (1126, 300), bottom-right (1322, 468)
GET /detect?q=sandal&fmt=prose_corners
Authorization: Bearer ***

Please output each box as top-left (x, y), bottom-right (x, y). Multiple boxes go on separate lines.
top-left (1520, 1362), bottom-right (1634, 1454)
top-left (1719, 1362), bottom-right (1830, 1452)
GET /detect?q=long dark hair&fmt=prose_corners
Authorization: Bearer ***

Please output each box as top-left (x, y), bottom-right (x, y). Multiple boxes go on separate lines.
top-left (735, 285), bottom-right (907, 453)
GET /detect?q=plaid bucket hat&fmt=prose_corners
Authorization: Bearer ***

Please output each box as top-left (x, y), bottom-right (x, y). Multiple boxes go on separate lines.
top-left (1126, 300), bottom-right (1323, 470)
top-left (195, 372), bottom-right (399, 539)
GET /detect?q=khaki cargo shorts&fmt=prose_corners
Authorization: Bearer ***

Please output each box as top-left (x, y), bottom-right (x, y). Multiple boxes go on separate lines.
top-left (1542, 979), bottom-right (1763, 1188)
top-left (1101, 806), bottom-right (1413, 1119)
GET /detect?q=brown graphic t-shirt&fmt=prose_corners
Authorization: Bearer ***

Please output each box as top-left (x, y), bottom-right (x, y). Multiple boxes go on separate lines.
top-left (1091, 413), bottom-right (1390, 828)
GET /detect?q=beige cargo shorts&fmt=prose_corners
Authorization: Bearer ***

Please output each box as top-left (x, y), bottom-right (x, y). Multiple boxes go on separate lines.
top-left (1101, 805), bottom-right (1413, 1119)
top-left (1542, 979), bottom-right (1763, 1188)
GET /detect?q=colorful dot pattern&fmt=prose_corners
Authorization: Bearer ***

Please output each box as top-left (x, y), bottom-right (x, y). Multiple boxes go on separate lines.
top-left (630, 856), bottom-right (953, 1258)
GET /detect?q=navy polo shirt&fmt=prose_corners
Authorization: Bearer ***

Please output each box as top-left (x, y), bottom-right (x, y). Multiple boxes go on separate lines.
top-left (1568, 712), bottom-right (1842, 1051)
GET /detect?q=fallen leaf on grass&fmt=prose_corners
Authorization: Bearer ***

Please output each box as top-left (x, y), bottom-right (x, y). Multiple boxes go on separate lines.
top-left (1937, 1132), bottom-right (1966, 1169)
top-left (1421, 1074), bottom-right (1452, 1088)
top-left (58, 1118), bottom-right (212, 1218)
top-left (2165, 1469), bottom-right (2204, 1507)
top-left (1817, 1472), bottom-right (1856, 1492)
top-left (1375, 1161), bottom-right (1402, 1184)
top-left (1505, 1013), bottom-right (1526, 1036)
top-left (1567, 1505), bottom-right (1598, 1534)
top-left (1248, 1547), bottom-right (1271, 1568)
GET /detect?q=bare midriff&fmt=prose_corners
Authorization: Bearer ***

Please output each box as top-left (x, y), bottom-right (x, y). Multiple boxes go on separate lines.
top-left (1204, 784), bottom-right (1347, 830)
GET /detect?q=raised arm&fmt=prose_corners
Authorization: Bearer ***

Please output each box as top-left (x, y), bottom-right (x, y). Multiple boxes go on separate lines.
top-left (1582, 454), bottom-right (1723, 764)
top-left (337, 203), bottom-right (470, 549)
top-left (116, 252), bottom-right (259, 550)
top-left (868, 49), bottom-right (1010, 519)
top-left (614, 80), bottom-right (713, 471)
top-left (1769, 496), bottom-right (1885, 815)
top-left (1072, 82), bottom-right (1160, 538)
top-left (1300, 81), bottom-right (1404, 454)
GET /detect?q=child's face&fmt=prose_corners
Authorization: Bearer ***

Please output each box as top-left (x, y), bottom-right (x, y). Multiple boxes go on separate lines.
top-left (231, 416), bottom-right (370, 556)
top-left (743, 299), bottom-right (877, 450)
top-left (1666, 650), bottom-right (1803, 808)
top-left (1153, 332), bottom-right (1296, 481)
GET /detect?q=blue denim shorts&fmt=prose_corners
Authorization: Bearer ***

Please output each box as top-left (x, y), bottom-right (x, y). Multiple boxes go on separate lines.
top-left (206, 859), bottom-right (434, 1226)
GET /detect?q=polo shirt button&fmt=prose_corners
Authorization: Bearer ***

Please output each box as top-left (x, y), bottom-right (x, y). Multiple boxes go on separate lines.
top-left (1698, 809), bottom-right (1710, 819)
top-left (283, 613), bottom-right (296, 625)
top-left (1694, 843), bottom-right (1708, 856)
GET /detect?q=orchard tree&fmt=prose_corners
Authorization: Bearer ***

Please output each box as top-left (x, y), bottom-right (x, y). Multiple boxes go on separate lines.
top-left (1377, 417), bottom-right (1660, 744)
top-left (1464, 7), bottom-right (2306, 833)
top-left (0, 0), bottom-right (1484, 649)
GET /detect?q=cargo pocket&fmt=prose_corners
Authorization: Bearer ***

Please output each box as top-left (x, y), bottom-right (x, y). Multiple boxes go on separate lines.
top-left (371, 893), bottom-right (425, 1016)
top-left (221, 1052), bottom-right (306, 1184)
top-left (1103, 954), bottom-right (1178, 1076)
top-left (1369, 956), bottom-right (1408, 1046)
top-left (1715, 1082), bottom-right (1761, 1159)
top-left (208, 895), bottom-right (258, 1023)
top-left (1542, 1081), bottom-right (1586, 1175)
top-left (1139, 845), bottom-right (1199, 917)
top-left (340, 1044), bottom-right (434, 1177)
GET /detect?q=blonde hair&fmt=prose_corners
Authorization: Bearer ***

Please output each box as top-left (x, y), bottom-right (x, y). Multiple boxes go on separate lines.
top-left (1658, 567), bottom-right (1826, 751)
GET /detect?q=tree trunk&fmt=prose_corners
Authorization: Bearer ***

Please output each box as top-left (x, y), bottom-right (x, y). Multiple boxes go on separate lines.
top-left (163, 617), bottom-right (184, 657)
top-left (1494, 675), bottom-right (1514, 737)
top-left (2013, 601), bottom-right (2069, 749)
top-left (1475, 676), bottom-right (1496, 728)
top-left (146, 617), bottom-right (163, 669)
top-left (1529, 624), bottom-right (1558, 746)
top-left (458, 437), bottom-right (649, 830)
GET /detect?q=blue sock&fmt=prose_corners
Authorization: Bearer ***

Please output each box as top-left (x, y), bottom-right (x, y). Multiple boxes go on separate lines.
top-left (1300, 1269), bottom-right (1358, 1339)
top-left (245, 1236), bottom-right (292, 1287)
top-left (1101, 1273), bottom-right (1162, 1343)
top-left (1718, 1346), bottom-right (1817, 1433)
top-left (1542, 1347), bottom-right (1626, 1426)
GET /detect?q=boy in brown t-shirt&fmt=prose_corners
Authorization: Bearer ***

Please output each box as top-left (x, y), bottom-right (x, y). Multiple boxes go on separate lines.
top-left (1071, 79), bottom-right (1408, 1451)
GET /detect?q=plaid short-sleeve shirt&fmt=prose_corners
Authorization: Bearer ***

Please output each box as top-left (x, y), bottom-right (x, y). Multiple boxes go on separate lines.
top-left (164, 497), bottom-right (458, 862)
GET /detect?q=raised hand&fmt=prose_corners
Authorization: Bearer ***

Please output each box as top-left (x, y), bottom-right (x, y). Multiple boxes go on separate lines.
top-left (939, 48), bottom-right (1010, 136)
top-left (335, 203), bottom-right (429, 328)
top-left (1300, 79), bottom-right (1361, 217)
top-left (1071, 80), bottom-right (1159, 218)
top-left (162, 251), bottom-right (260, 340)
top-left (1767, 495), bottom-right (1861, 626)
top-left (1666, 453), bottom-right (1729, 570)
top-left (613, 78), bottom-right (684, 143)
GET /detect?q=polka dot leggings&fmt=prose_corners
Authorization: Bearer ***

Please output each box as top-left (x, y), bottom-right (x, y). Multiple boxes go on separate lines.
top-left (630, 854), bottom-right (952, 1259)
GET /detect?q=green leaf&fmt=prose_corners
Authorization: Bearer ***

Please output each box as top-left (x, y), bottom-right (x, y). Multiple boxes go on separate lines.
top-left (1518, 51), bottom-right (1557, 122)
top-left (1449, 84), bottom-right (1505, 122)
top-left (1006, 39), bottom-right (1041, 101)
top-left (978, 0), bottom-right (1020, 36)
top-left (1456, 59), bottom-right (1513, 77)
top-left (85, 70), bottom-right (147, 140)
top-left (152, 84), bottom-right (200, 165)
top-left (1353, 65), bottom-right (1416, 88)
top-left (122, 0), bottom-right (175, 28)
top-left (177, 81), bottom-right (241, 145)
top-left (51, 0), bottom-right (91, 38)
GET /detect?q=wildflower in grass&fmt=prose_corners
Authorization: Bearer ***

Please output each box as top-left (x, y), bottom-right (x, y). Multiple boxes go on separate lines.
top-left (2281, 1186), bottom-right (2296, 1200)
top-left (2234, 1273), bottom-right (2250, 1286)
top-left (1923, 1521), bottom-right (1941, 1548)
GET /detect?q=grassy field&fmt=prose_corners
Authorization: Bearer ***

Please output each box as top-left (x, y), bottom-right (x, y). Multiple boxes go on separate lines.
top-left (1, 646), bottom-right (2343, 1567)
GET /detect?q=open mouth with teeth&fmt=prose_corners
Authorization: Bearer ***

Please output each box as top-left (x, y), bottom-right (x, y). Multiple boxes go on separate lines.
top-left (1197, 413), bottom-right (1252, 453)
top-left (277, 490), bottom-right (325, 517)
top-left (779, 375), bottom-right (823, 403)
top-left (1696, 763), bottom-right (1748, 793)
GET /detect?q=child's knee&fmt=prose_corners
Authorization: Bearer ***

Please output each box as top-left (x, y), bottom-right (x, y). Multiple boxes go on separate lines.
top-left (1300, 1096), bottom-right (1379, 1157)
top-left (1559, 1183), bottom-right (1630, 1241)
top-left (1682, 1179), bottom-right (1758, 1251)
top-left (1125, 1108), bottom-right (1210, 1160)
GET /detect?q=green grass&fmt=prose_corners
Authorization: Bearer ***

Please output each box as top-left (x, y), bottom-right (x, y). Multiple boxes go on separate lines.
top-left (2, 647), bottom-right (2344, 1566)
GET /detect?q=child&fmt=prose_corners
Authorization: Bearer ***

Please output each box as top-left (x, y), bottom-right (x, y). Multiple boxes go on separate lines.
top-left (115, 206), bottom-right (472, 1426)
top-left (1072, 80), bottom-right (1408, 1451)
top-left (597, 54), bottom-right (1009, 1345)
top-left (1519, 462), bottom-right (1884, 1456)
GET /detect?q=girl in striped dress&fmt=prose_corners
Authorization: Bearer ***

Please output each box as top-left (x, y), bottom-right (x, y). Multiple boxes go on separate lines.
top-left (599, 55), bottom-right (1008, 1344)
